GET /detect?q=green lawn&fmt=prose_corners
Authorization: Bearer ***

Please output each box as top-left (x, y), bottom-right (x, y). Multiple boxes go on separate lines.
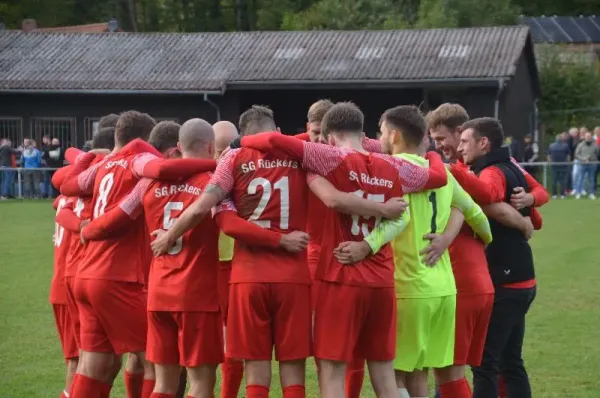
top-left (0, 199), bottom-right (599, 397)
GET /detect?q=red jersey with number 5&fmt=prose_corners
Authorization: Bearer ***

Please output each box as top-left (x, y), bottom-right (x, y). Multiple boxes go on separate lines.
top-left (78, 147), bottom-right (156, 283)
top-left (50, 196), bottom-right (71, 304)
top-left (210, 147), bottom-right (310, 284)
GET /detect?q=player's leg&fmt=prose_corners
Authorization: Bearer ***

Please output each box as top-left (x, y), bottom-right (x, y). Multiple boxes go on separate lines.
top-left (314, 282), bottom-right (364, 398)
top-left (146, 311), bottom-right (180, 397)
top-left (65, 277), bottom-right (82, 395)
top-left (175, 369), bottom-right (187, 398)
top-left (124, 353), bottom-right (145, 398)
top-left (405, 370), bottom-right (429, 397)
top-left (179, 311), bottom-right (223, 398)
top-left (273, 283), bottom-right (311, 398)
top-left (227, 283), bottom-right (272, 397)
top-left (53, 304), bottom-right (80, 397)
top-left (344, 358), bottom-right (365, 398)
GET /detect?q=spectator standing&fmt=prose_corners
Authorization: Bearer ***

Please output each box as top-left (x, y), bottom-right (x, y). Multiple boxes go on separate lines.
top-left (574, 131), bottom-right (598, 199)
top-left (43, 138), bottom-right (64, 198)
top-left (523, 134), bottom-right (539, 177)
top-left (504, 135), bottom-right (523, 162)
top-left (547, 133), bottom-right (570, 199)
top-left (594, 126), bottom-right (600, 192)
top-left (0, 139), bottom-right (20, 199)
top-left (20, 138), bottom-right (42, 199)
top-left (566, 127), bottom-right (581, 194)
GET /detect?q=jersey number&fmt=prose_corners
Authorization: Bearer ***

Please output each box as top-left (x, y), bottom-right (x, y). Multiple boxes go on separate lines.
top-left (54, 198), bottom-right (67, 247)
top-left (93, 173), bottom-right (114, 218)
top-left (350, 190), bottom-right (385, 237)
top-left (247, 177), bottom-right (289, 229)
top-left (163, 201), bottom-right (184, 255)
top-left (429, 192), bottom-right (438, 234)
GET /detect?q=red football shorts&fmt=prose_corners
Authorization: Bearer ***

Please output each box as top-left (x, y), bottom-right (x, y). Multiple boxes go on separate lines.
top-left (65, 276), bottom-right (81, 349)
top-left (218, 261), bottom-right (232, 325)
top-left (307, 244), bottom-right (320, 311)
top-left (147, 311), bottom-right (224, 367)
top-left (227, 283), bottom-right (312, 361)
top-left (75, 278), bottom-right (147, 355)
top-left (454, 293), bottom-right (494, 366)
top-left (52, 304), bottom-right (79, 360)
top-left (314, 281), bottom-right (396, 362)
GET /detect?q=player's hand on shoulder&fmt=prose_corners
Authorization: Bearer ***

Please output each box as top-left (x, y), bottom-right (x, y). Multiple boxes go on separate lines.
top-left (510, 187), bottom-right (534, 210)
top-left (420, 233), bottom-right (451, 266)
top-left (381, 197), bottom-right (407, 219)
top-left (334, 241), bottom-right (371, 265)
top-left (89, 148), bottom-right (111, 156)
top-left (79, 219), bottom-right (90, 232)
top-left (279, 231), bottom-right (309, 253)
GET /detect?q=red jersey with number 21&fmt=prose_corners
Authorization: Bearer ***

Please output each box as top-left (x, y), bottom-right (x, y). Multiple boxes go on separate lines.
top-left (210, 147), bottom-right (310, 285)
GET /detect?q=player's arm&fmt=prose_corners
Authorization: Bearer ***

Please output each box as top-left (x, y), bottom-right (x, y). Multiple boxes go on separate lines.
top-left (60, 152), bottom-right (103, 197)
top-left (52, 196), bottom-right (61, 210)
top-left (51, 165), bottom-right (73, 191)
top-left (81, 179), bottom-right (149, 242)
top-left (294, 132), bottom-right (310, 141)
top-left (241, 132), bottom-right (306, 161)
top-left (134, 155), bottom-right (217, 181)
top-left (307, 174), bottom-right (407, 219)
top-left (151, 150), bottom-right (237, 256)
top-left (362, 137), bottom-right (383, 153)
top-left (483, 203), bottom-right (534, 239)
top-left (419, 207), bottom-right (465, 266)
top-left (449, 164), bottom-right (505, 205)
top-left (391, 152), bottom-right (448, 194)
top-left (448, 174), bottom-right (492, 245)
top-left (56, 199), bottom-right (85, 232)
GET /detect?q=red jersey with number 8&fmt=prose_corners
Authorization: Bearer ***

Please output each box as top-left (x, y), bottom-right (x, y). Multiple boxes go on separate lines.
top-left (78, 147), bottom-right (156, 283)
top-left (210, 147), bottom-right (310, 284)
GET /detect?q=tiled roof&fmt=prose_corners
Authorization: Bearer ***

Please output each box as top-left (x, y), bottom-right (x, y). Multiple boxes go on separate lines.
top-left (0, 26), bottom-right (534, 93)
top-left (34, 23), bottom-right (121, 33)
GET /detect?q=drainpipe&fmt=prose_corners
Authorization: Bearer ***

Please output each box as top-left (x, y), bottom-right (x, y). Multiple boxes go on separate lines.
top-left (204, 93), bottom-right (221, 122)
top-left (494, 79), bottom-right (506, 119)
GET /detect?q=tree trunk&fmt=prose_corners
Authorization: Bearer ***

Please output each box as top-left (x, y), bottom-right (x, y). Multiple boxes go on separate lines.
top-left (125, 0), bottom-right (139, 31)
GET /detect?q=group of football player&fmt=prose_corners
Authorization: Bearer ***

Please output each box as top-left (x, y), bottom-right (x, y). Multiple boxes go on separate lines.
top-left (49, 99), bottom-right (548, 398)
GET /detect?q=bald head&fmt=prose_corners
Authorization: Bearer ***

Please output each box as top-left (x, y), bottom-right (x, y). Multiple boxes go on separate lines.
top-left (213, 121), bottom-right (239, 159)
top-left (179, 118), bottom-right (215, 158)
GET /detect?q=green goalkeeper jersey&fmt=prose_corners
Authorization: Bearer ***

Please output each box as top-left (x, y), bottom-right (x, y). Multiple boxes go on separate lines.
top-left (364, 153), bottom-right (492, 299)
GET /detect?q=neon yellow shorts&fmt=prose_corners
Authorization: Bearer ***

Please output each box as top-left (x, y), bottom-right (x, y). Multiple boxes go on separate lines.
top-left (394, 295), bottom-right (456, 372)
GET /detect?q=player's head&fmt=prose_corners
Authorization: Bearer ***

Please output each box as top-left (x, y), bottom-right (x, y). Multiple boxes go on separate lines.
top-left (98, 113), bottom-right (119, 130)
top-left (379, 105), bottom-right (427, 155)
top-left (427, 103), bottom-right (469, 161)
top-left (307, 99), bottom-right (334, 143)
top-left (213, 121), bottom-right (239, 159)
top-left (115, 111), bottom-right (156, 147)
top-left (458, 117), bottom-right (504, 165)
top-left (239, 105), bottom-right (276, 136)
top-left (178, 118), bottom-right (215, 159)
top-left (91, 127), bottom-right (116, 150)
top-left (321, 102), bottom-right (364, 147)
top-left (148, 121), bottom-right (181, 158)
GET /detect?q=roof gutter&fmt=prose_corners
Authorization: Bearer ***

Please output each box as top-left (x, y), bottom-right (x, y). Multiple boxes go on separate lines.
top-left (203, 93), bottom-right (221, 121)
top-left (494, 79), bottom-right (506, 119)
top-left (0, 89), bottom-right (224, 95)
top-left (227, 77), bottom-right (505, 91)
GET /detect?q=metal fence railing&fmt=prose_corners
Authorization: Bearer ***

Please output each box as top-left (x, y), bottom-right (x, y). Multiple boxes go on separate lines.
top-left (0, 162), bottom-right (599, 199)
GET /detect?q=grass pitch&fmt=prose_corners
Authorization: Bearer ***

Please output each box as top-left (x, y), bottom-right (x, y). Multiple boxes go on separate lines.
top-left (0, 199), bottom-right (599, 397)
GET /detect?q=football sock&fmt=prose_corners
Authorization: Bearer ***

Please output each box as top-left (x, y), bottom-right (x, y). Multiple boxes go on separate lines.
top-left (246, 384), bottom-right (269, 398)
top-left (150, 394), bottom-right (175, 398)
top-left (141, 379), bottom-right (156, 398)
top-left (220, 357), bottom-right (244, 398)
top-left (498, 376), bottom-right (507, 398)
top-left (398, 388), bottom-right (410, 398)
top-left (439, 378), bottom-right (473, 398)
top-left (125, 371), bottom-right (145, 398)
top-left (69, 374), bottom-right (79, 396)
top-left (283, 385), bottom-right (305, 398)
top-left (60, 390), bottom-right (69, 398)
top-left (345, 359), bottom-right (365, 398)
top-left (71, 374), bottom-right (111, 398)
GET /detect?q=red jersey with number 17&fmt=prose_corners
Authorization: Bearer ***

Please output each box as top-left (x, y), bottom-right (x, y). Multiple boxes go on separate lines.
top-left (50, 196), bottom-right (71, 305)
top-left (77, 147), bottom-right (156, 283)
top-left (210, 147), bottom-right (310, 285)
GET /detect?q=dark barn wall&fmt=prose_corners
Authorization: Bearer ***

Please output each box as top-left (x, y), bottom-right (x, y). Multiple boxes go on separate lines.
top-left (500, 54), bottom-right (536, 141)
top-left (235, 88), bottom-right (424, 137)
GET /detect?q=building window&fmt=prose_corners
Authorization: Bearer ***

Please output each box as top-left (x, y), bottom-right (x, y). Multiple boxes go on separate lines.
top-left (30, 117), bottom-right (77, 148)
top-left (84, 117), bottom-right (100, 142)
top-left (0, 117), bottom-right (24, 146)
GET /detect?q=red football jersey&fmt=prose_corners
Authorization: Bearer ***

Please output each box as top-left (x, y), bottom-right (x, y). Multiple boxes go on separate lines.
top-left (210, 147), bottom-right (310, 284)
top-left (77, 147), bottom-right (156, 283)
top-left (129, 174), bottom-right (220, 312)
top-left (63, 196), bottom-right (90, 277)
top-left (449, 225), bottom-right (494, 296)
top-left (300, 142), bottom-right (434, 287)
top-left (50, 196), bottom-right (71, 304)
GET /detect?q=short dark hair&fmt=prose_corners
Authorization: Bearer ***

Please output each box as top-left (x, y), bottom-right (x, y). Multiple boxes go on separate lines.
top-left (460, 117), bottom-right (505, 149)
top-left (425, 103), bottom-right (469, 132)
top-left (92, 127), bottom-right (116, 150)
top-left (381, 105), bottom-right (427, 147)
top-left (148, 121), bottom-right (181, 153)
top-left (115, 111), bottom-right (156, 146)
top-left (321, 102), bottom-right (364, 138)
top-left (238, 105), bottom-right (276, 136)
top-left (98, 113), bottom-right (119, 130)
top-left (307, 99), bottom-right (335, 123)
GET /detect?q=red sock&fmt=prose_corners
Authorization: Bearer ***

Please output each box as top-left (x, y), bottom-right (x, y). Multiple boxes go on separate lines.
top-left (70, 374), bottom-right (111, 398)
top-left (439, 378), bottom-right (472, 398)
top-left (221, 357), bottom-right (244, 398)
top-left (150, 394), bottom-right (175, 398)
top-left (125, 371), bottom-right (145, 398)
top-left (246, 384), bottom-right (269, 398)
top-left (141, 379), bottom-right (156, 398)
top-left (61, 391), bottom-right (68, 398)
top-left (498, 376), bottom-right (507, 398)
top-left (345, 359), bottom-right (365, 398)
top-left (283, 385), bottom-right (305, 398)
top-left (69, 374), bottom-right (79, 396)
